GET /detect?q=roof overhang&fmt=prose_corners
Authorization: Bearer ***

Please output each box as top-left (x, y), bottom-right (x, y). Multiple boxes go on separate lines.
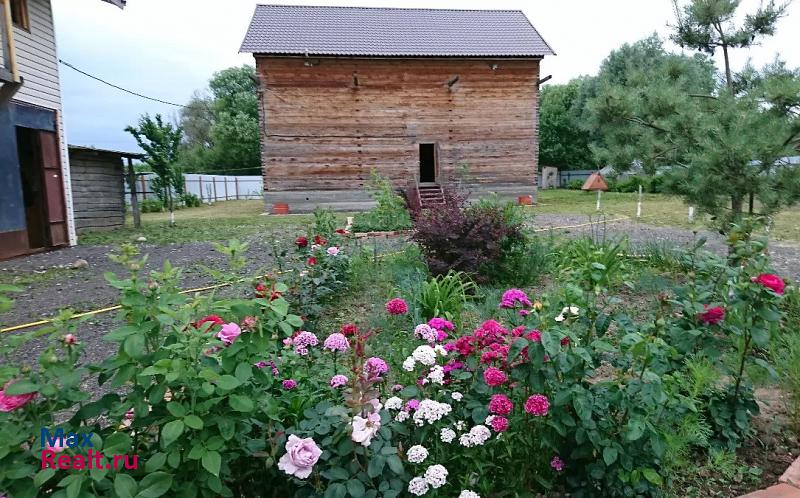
top-left (101, 0), bottom-right (126, 8)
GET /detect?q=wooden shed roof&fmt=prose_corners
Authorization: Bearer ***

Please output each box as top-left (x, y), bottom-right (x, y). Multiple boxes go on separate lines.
top-left (240, 4), bottom-right (554, 58)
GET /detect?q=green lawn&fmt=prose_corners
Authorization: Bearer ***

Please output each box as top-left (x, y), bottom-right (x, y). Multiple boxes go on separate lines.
top-left (78, 201), bottom-right (329, 246)
top-left (533, 190), bottom-right (800, 243)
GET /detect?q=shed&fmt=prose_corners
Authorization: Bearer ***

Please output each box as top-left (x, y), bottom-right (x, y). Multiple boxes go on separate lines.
top-left (68, 145), bottom-right (142, 233)
top-left (240, 5), bottom-right (555, 212)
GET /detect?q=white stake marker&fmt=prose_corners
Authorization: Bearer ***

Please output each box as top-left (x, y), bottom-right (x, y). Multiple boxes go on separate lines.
top-left (636, 185), bottom-right (643, 218)
top-left (596, 190), bottom-right (602, 211)
top-left (688, 206), bottom-right (695, 223)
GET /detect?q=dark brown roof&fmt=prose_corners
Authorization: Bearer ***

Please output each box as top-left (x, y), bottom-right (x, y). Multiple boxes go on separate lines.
top-left (240, 4), bottom-right (554, 58)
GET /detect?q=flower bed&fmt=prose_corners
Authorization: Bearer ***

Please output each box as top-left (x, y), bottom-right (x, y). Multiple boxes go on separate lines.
top-left (0, 220), bottom-right (795, 497)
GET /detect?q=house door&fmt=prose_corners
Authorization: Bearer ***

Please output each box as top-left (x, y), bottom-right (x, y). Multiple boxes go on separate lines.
top-left (39, 130), bottom-right (68, 247)
top-left (419, 143), bottom-right (437, 183)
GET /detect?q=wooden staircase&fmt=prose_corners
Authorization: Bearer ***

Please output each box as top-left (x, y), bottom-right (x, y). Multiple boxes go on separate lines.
top-left (418, 184), bottom-right (445, 208)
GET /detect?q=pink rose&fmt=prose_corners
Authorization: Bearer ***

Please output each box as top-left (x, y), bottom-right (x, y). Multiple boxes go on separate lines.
top-left (277, 435), bottom-right (322, 479)
top-left (217, 323), bottom-right (242, 345)
top-left (0, 381), bottom-right (37, 412)
top-left (326, 246), bottom-right (340, 256)
top-left (45, 439), bottom-right (66, 453)
top-left (752, 274), bottom-right (785, 295)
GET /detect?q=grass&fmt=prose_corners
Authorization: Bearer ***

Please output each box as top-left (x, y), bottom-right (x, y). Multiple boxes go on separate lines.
top-left (0, 266), bottom-right (76, 286)
top-left (533, 190), bottom-right (800, 243)
top-left (79, 201), bottom-right (352, 246)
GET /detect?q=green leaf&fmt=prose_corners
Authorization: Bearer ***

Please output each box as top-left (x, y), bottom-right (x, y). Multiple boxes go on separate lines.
top-left (234, 363), bottom-right (253, 382)
top-left (625, 418), bottom-right (646, 441)
top-left (347, 479), bottom-right (366, 497)
top-left (184, 414), bottom-right (204, 430)
top-left (270, 299), bottom-right (289, 317)
top-left (749, 326), bottom-right (771, 348)
top-left (325, 483), bottom-right (347, 498)
top-left (285, 314), bottom-right (304, 327)
top-left (123, 333), bottom-right (146, 359)
top-left (114, 473), bottom-right (138, 498)
top-left (145, 452), bottom-right (167, 473)
top-left (135, 471), bottom-right (173, 498)
top-left (103, 432), bottom-right (132, 454)
top-left (508, 338), bottom-right (529, 362)
top-left (4, 380), bottom-right (38, 395)
top-left (166, 402), bottom-right (186, 417)
top-left (216, 375), bottom-right (242, 390)
top-left (34, 468), bottom-right (56, 487)
top-left (367, 455), bottom-right (386, 478)
top-left (202, 450), bottom-right (222, 477)
top-left (323, 467), bottom-right (350, 481)
top-left (229, 394), bottom-right (254, 412)
top-left (66, 474), bottom-right (85, 498)
top-left (161, 420), bottom-right (185, 448)
top-left (642, 468), bottom-right (663, 486)
top-left (603, 446), bottom-right (618, 466)
top-left (386, 455), bottom-right (404, 475)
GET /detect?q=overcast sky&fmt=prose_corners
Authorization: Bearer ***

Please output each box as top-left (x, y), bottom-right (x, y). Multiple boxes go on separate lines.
top-left (54, 0), bottom-right (800, 153)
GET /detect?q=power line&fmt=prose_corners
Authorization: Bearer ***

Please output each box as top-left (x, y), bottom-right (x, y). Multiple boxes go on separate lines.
top-left (59, 59), bottom-right (186, 108)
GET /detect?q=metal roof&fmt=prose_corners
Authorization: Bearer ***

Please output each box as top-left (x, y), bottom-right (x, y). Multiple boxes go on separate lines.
top-left (240, 4), bottom-right (554, 58)
top-left (69, 145), bottom-right (143, 159)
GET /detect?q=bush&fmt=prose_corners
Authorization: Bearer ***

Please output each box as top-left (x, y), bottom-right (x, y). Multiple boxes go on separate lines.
top-left (411, 190), bottom-right (524, 281)
top-left (566, 179), bottom-right (584, 190)
top-left (412, 270), bottom-right (476, 325)
top-left (351, 171), bottom-right (412, 232)
top-left (139, 198), bottom-right (164, 213)
top-left (180, 192), bottom-right (201, 208)
top-left (495, 233), bottom-right (556, 286)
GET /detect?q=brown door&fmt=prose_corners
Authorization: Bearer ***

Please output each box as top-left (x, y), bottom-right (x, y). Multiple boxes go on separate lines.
top-left (38, 131), bottom-right (69, 247)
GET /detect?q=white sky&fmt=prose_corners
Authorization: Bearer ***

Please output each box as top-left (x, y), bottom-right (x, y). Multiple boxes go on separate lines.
top-left (54, 0), bottom-right (800, 152)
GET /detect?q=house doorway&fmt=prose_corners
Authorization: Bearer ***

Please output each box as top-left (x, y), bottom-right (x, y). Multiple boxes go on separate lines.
top-left (16, 127), bottom-right (48, 249)
top-left (419, 143), bottom-right (437, 183)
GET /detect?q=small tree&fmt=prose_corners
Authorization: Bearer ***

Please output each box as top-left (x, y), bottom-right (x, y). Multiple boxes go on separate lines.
top-left (590, 2), bottom-right (800, 232)
top-left (125, 114), bottom-right (184, 225)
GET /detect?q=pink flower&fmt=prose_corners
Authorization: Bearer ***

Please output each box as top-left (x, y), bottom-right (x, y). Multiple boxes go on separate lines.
top-left (282, 379), bottom-right (298, 390)
top-left (364, 357), bottom-right (389, 378)
top-left (293, 331), bottom-right (318, 355)
top-left (44, 439), bottom-right (66, 454)
top-left (278, 435), bottom-right (322, 479)
top-left (307, 257), bottom-right (317, 266)
top-left (351, 412), bottom-right (381, 447)
top-left (490, 415), bottom-right (509, 432)
top-left (323, 333), bottom-right (350, 352)
top-left (406, 399), bottom-right (420, 411)
top-left (326, 246), bottom-right (340, 256)
top-left (217, 323), bottom-right (242, 345)
top-left (697, 305), bottom-right (725, 325)
top-left (295, 236), bottom-right (309, 248)
top-left (194, 314), bottom-right (224, 331)
top-left (560, 336), bottom-right (570, 347)
top-left (525, 330), bottom-right (542, 342)
top-left (0, 381), bottom-right (37, 412)
top-left (489, 394), bottom-right (513, 415)
top-left (519, 309), bottom-right (531, 316)
top-left (428, 317), bottom-right (454, 331)
top-left (500, 288), bottom-right (533, 309)
top-left (242, 316), bottom-right (257, 331)
top-left (551, 456), bottom-right (565, 472)
top-left (330, 375), bottom-right (349, 388)
top-left (752, 274), bottom-right (785, 295)
top-left (385, 298), bottom-right (408, 315)
top-left (483, 367), bottom-right (508, 387)
top-left (392, 384), bottom-right (404, 392)
top-left (524, 394), bottom-right (550, 416)
top-left (340, 323), bottom-right (358, 336)
top-left (62, 334), bottom-right (78, 345)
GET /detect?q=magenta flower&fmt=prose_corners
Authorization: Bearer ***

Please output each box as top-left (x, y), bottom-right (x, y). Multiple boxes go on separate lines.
top-left (217, 322), bottom-right (242, 345)
top-left (385, 298), bottom-right (408, 315)
top-left (551, 456), bottom-right (565, 472)
top-left (0, 381), bottom-right (37, 412)
top-left (293, 331), bottom-right (318, 355)
top-left (254, 361), bottom-right (268, 369)
top-left (489, 394), bottom-right (513, 415)
top-left (392, 384), bottom-right (404, 392)
top-left (323, 333), bottom-right (350, 352)
top-left (500, 288), bottom-right (533, 309)
top-left (406, 399), bottom-right (420, 411)
top-left (524, 394), bottom-right (550, 416)
top-left (330, 374), bottom-right (349, 388)
top-left (490, 415), bottom-right (509, 432)
top-left (428, 317), bottom-right (454, 331)
top-left (752, 273), bottom-right (785, 295)
top-left (282, 379), bottom-right (298, 390)
top-left (483, 367), bottom-right (508, 387)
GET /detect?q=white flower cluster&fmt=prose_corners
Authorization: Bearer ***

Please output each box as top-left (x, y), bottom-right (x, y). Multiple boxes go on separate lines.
top-left (413, 399), bottom-right (452, 426)
top-left (424, 464), bottom-right (448, 488)
top-left (459, 425), bottom-right (491, 447)
top-left (408, 477), bottom-right (429, 496)
top-left (407, 445), bottom-right (429, 464)
top-left (412, 345), bottom-right (438, 365)
top-left (459, 491), bottom-right (481, 498)
top-left (384, 396), bottom-right (403, 410)
top-left (395, 410), bottom-right (410, 422)
top-left (454, 420), bottom-right (467, 431)
top-left (414, 323), bottom-right (438, 342)
top-left (555, 305), bottom-right (580, 322)
top-left (426, 365), bottom-right (445, 385)
top-left (440, 427), bottom-right (456, 443)
top-left (451, 391), bottom-right (463, 401)
top-left (402, 357), bottom-right (416, 371)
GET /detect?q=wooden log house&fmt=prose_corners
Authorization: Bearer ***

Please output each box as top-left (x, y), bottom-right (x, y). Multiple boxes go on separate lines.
top-left (240, 5), bottom-right (555, 212)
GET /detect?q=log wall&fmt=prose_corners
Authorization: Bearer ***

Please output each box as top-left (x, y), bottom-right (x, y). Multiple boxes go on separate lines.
top-left (256, 57), bottom-right (541, 197)
top-left (68, 148), bottom-right (124, 233)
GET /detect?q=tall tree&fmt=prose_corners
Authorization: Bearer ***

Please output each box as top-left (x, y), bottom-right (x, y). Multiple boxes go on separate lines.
top-left (126, 114), bottom-right (184, 225)
top-left (589, 5), bottom-right (800, 232)
top-left (539, 78), bottom-right (595, 170)
top-left (178, 65), bottom-right (260, 175)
